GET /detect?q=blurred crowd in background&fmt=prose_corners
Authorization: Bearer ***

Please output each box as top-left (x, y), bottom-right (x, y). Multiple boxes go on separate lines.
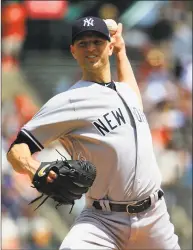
top-left (2, 0), bottom-right (192, 249)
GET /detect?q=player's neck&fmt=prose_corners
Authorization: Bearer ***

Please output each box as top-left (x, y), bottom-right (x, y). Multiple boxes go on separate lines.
top-left (81, 67), bottom-right (111, 84)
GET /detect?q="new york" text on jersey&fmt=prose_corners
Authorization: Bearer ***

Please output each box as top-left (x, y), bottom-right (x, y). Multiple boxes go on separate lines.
top-left (92, 108), bottom-right (126, 136)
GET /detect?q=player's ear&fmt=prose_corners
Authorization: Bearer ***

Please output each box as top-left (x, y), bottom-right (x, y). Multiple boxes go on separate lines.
top-left (108, 41), bottom-right (114, 56)
top-left (70, 45), bottom-right (77, 59)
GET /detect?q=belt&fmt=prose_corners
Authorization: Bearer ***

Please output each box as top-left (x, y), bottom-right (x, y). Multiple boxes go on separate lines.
top-left (93, 190), bottom-right (164, 214)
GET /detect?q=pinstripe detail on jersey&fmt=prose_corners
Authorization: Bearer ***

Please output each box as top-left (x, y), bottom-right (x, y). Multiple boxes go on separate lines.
top-left (21, 129), bottom-right (44, 151)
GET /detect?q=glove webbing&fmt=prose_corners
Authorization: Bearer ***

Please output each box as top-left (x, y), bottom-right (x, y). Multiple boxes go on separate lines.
top-left (29, 183), bottom-right (74, 213)
top-left (28, 192), bottom-right (49, 211)
top-left (29, 149), bottom-right (74, 213)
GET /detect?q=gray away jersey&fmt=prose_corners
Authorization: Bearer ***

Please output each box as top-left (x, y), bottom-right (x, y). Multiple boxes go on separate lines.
top-left (23, 80), bottom-right (162, 202)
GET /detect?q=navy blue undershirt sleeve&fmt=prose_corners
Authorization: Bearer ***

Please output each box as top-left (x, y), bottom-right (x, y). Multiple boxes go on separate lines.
top-left (8, 129), bottom-right (44, 155)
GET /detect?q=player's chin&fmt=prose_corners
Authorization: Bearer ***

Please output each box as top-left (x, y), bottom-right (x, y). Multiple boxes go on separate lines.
top-left (87, 61), bottom-right (102, 70)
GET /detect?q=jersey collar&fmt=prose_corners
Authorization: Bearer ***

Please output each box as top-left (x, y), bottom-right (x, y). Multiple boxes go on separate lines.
top-left (70, 80), bottom-right (116, 91)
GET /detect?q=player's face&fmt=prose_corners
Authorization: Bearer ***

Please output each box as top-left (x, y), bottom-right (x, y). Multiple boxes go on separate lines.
top-left (71, 33), bottom-right (113, 71)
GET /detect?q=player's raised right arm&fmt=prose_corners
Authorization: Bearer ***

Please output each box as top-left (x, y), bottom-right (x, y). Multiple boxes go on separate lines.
top-left (112, 23), bottom-right (143, 108)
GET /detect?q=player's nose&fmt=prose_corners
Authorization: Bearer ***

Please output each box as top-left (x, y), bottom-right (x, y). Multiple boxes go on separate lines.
top-left (86, 42), bottom-right (96, 51)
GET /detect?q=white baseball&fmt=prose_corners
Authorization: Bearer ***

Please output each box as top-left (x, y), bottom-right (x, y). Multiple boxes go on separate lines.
top-left (104, 19), bottom-right (118, 35)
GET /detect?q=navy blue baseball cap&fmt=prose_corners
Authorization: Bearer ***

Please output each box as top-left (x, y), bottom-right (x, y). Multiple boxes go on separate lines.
top-left (71, 16), bottom-right (111, 44)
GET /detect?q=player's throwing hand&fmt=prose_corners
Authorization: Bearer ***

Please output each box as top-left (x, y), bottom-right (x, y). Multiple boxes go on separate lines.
top-left (111, 23), bottom-right (125, 54)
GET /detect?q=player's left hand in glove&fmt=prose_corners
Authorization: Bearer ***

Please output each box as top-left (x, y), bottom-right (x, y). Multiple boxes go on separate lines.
top-left (29, 154), bottom-right (96, 211)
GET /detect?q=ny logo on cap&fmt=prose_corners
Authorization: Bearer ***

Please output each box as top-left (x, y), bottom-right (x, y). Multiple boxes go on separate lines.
top-left (83, 18), bottom-right (94, 27)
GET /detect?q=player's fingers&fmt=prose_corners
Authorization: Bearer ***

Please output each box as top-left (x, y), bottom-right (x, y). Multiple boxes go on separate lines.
top-left (111, 36), bottom-right (116, 44)
top-left (117, 23), bottom-right (123, 35)
top-left (50, 170), bottom-right (57, 178)
top-left (47, 176), bottom-right (53, 183)
top-left (47, 171), bottom-right (57, 183)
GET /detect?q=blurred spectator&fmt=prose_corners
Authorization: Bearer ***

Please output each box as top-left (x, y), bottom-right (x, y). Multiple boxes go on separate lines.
top-left (2, 98), bottom-right (20, 144)
top-left (2, 94), bottom-right (38, 146)
top-left (148, 18), bottom-right (173, 43)
top-left (181, 160), bottom-right (192, 188)
top-left (2, 210), bottom-right (21, 250)
top-left (2, 1), bottom-right (27, 71)
top-left (180, 61), bottom-right (192, 92)
top-left (14, 93), bottom-right (39, 126)
top-left (98, 3), bottom-right (119, 21)
top-left (28, 217), bottom-right (58, 250)
top-left (156, 140), bottom-right (186, 187)
top-left (171, 13), bottom-right (192, 63)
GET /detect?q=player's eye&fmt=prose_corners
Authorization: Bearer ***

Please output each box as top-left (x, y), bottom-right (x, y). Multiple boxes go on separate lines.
top-left (78, 42), bottom-right (87, 47)
top-left (94, 40), bottom-right (103, 45)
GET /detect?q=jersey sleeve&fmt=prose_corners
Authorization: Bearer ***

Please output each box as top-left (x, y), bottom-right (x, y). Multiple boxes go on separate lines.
top-left (21, 93), bottom-right (77, 148)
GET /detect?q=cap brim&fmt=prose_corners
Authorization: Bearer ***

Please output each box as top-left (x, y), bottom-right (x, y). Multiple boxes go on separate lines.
top-left (72, 30), bottom-right (110, 44)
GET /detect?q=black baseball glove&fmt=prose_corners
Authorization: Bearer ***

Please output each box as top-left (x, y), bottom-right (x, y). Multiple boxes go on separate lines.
top-left (29, 154), bottom-right (96, 211)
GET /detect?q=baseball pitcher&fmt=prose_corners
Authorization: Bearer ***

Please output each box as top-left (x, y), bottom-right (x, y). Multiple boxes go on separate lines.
top-left (7, 16), bottom-right (180, 249)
